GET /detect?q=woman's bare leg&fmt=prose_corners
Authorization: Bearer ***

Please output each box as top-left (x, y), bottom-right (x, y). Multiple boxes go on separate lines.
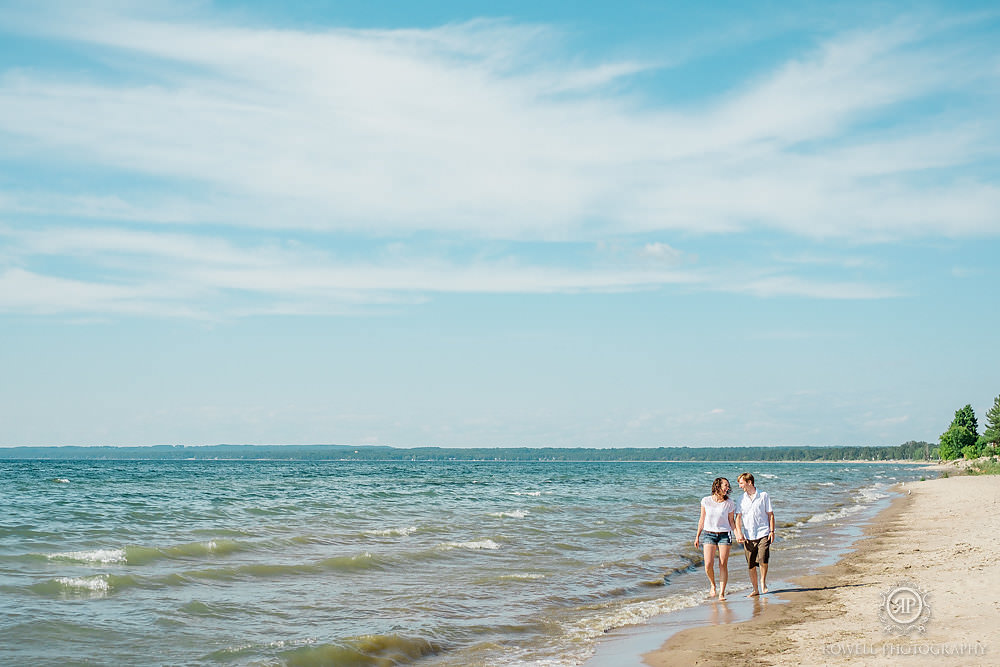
top-left (703, 543), bottom-right (717, 597)
top-left (717, 544), bottom-right (731, 599)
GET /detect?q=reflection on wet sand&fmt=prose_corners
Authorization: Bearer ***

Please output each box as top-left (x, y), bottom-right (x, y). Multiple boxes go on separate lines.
top-left (706, 591), bottom-right (770, 625)
top-left (707, 600), bottom-right (735, 625)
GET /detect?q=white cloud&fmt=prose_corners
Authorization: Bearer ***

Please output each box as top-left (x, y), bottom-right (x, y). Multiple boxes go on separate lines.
top-left (0, 225), bottom-right (710, 317)
top-left (0, 5), bottom-right (996, 318)
top-left (0, 7), bottom-right (995, 241)
top-left (638, 242), bottom-right (683, 263)
top-left (726, 275), bottom-right (900, 300)
top-left (0, 268), bottom-right (202, 317)
top-left (0, 223), bottom-right (904, 317)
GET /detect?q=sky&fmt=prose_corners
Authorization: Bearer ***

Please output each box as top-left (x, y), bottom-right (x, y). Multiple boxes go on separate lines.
top-left (1, 0), bottom-right (998, 448)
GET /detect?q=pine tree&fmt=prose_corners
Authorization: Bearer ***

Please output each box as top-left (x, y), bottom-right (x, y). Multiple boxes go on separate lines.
top-left (982, 394), bottom-right (1000, 449)
top-left (953, 404), bottom-right (979, 437)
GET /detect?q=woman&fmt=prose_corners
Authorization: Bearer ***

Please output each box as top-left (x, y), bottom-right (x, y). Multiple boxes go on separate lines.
top-left (694, 477), bottom-right (737, 600)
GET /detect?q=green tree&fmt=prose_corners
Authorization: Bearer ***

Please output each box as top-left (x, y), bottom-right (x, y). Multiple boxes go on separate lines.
top-left (953, 404), bottom-right (979, 438)
top-left (982, 394), bottom-right (1000, 450)
top-left (961, 442), bottom-right (981, 460)
top-left (939, 405), bottom-right (981, 460)
top-left (939, 424), bottom-right (976, 460)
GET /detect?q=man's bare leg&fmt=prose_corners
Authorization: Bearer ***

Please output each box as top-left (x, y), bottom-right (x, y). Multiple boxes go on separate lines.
top-left (746, 564), bottom-right (760, 597)
top-left (760, 562), bottom-right (769, 594)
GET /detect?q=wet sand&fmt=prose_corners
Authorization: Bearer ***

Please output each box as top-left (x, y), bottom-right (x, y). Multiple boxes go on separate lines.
top-left (643, 474), bottom-right (1000, 666)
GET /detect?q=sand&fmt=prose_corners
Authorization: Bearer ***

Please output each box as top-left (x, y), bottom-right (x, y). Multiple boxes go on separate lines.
top-left (644, 473), bottom-right (1000, 666)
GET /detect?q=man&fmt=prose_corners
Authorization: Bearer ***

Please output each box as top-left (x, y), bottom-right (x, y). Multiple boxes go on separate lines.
top-left (734, 472), bottom-right (774, 597)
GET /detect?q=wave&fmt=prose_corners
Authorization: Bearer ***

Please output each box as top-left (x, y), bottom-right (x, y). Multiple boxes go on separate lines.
top-left (47, 548), bottom-right (127, 564)
top-left (661, 555), bottom-right (700, 581)
top-left (805, 503), bottom-right (863, 524)
top-left (43, 539), bottom-right (247, 566)
top-left (855, 484), bottom-right (890, 503)
top-left (181, 552), bottom-right (385, 582)
top-left (278, 634), bottom-right (443, 667)
top-left (30, 573), bottom-right (141, 597)
top-left (56, 575), bottom-right (111, 592)
top-left (577, 529), bottom-right (617, 539)
top-left (802, 483), bottom-right (891, 524)
top-left (205, 637), bottom-right (320, 662)
top-left (365, 526), bottom-right (418, 537)
top-left (315, 552), bottom-right (385, 572)
top-left (52, 478), bottom-right (70, 484)
top-left (498, 573), bottom-right (546, 581)
top-left (131, 539), bottom-right (246, 564)
top-left (437, 539), bottom-right (501, 551)
top-left (179, 599), bottom-right (253, 618)
top-left (488, 510), bottom-right (528, 519)
top-left (559, 588), bottom-right (707, 660)
top-left (29, 551), bottom-right (387, 597)
top-left (289, 535), bottom-right (342, 545)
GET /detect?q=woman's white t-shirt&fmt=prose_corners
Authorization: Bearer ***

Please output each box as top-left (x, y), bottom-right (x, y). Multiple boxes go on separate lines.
top-left (701, 496), bottom-right (735, 532)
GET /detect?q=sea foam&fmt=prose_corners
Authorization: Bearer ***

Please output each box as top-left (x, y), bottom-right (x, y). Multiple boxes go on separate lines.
top-left (439, 539), bottom-right (501, 551)
top-left (56, 574), bottom-right (110, 591)
top-left (48, 549), bottom-right (127, 564)
top-left (366, 526), bottom-right (418, 537)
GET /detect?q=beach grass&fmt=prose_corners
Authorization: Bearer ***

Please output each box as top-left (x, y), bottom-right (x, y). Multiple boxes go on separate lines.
top-left (967, 456), bottom-right (1000, 475)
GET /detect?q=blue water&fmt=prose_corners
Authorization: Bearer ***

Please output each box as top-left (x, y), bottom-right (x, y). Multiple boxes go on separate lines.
top-left (0, 459), bottom-right (927, 666)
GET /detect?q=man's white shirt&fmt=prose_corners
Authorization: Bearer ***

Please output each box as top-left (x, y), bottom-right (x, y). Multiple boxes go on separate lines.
top-left (737, 490), bottom-right (773, 540)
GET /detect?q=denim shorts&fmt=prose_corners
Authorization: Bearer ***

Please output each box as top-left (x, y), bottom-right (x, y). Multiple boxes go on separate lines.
top-left (702, 531), bottom-right (732, 545)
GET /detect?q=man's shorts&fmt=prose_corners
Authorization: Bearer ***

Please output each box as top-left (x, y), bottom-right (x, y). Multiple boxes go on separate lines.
top-left (743, 536), bottom-right (770, 568)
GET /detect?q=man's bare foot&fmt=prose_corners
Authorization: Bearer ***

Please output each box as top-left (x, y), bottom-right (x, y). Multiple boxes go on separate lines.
top-left (746, 591), bottom-right (759, 597)
top-left (718, 593), bottom-right (727, 600)
top-left (708, 587), bottom-right (717, 598)
top-left (761, 586), bottom-right (769, 594)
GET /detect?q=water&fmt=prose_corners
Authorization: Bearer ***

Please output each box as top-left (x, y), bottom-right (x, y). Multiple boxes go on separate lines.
top-left (0, 459), bottom-right (927, 666)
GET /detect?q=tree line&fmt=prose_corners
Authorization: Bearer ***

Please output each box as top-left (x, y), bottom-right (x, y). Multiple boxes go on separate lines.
top-left (0, 441), bottom-right (937, 461)
top-left (938, 393), bottom-right (1000, 460)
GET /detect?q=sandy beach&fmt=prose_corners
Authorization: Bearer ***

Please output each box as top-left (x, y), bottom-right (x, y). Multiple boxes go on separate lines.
top-left (644, 473), bottom-right (1000, 666)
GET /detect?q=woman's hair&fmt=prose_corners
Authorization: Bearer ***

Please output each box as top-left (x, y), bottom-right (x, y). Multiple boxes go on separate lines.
top-left (711, 477), bottom-right (730, 500)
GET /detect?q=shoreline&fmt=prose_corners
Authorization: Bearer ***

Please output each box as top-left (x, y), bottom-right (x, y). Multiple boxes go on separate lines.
top-left (642, 474), bottom-right (999, 665)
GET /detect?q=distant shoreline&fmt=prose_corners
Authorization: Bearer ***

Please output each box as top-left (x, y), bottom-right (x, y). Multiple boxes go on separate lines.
top-left (0, 457), bottom-right (935, 465)
top-left (0, 442), bottom-right (938, 463)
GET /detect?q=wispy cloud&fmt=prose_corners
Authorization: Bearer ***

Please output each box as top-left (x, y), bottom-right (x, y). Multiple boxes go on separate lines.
top-left (638, 242), bottom-right (684, 263)
top-left (0, 4), bottom-right (996, 317)
top-left (726, 275), bottom-right (900, 300)
top-left (0, 225), bottom-right (710, 317)
top-left (3, 6), bottom-right (997, 238)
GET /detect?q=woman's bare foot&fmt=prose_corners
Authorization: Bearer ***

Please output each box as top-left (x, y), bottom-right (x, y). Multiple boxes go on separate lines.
top-left (746, 591), bottom-right (759, 597)
top-left (708, 587), bottom-right (717, 599)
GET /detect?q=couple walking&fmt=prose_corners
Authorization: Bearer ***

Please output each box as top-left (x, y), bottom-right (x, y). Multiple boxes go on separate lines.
top-left (693, 472), bottom-right (774, 600)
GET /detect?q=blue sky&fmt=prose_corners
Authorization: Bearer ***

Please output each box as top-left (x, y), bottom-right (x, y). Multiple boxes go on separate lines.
top-left (1, 0), bottom-right (998, 447)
